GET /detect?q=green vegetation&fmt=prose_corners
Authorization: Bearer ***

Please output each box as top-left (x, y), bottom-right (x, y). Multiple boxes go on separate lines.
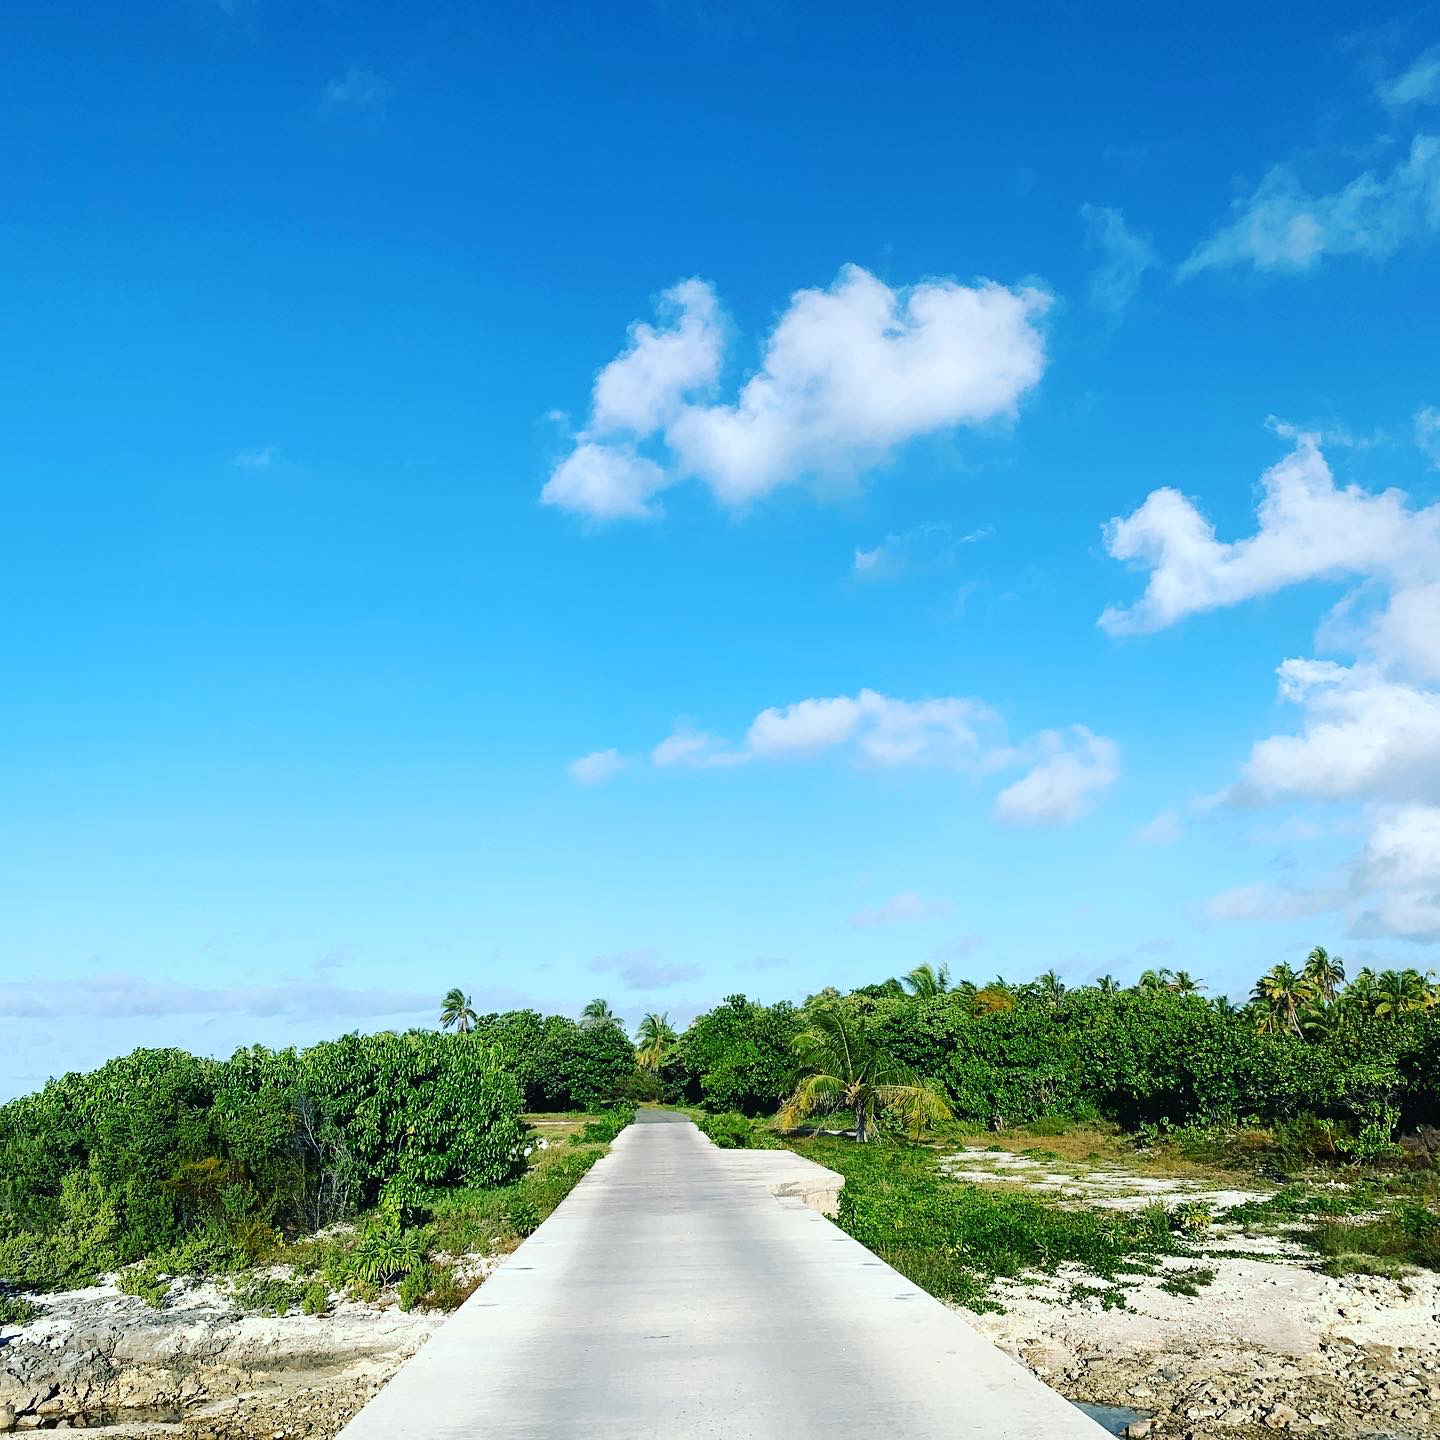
top-left (0, 1292), bottom-right (37, 1326)
top-left (794, 1135), bottom-right (1186, 1309)
top-left (698, 1111), bottom-right (760, 1148)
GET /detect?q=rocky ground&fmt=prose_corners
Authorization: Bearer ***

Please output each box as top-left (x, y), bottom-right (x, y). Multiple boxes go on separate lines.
top-left (0, 1277), bottom-right (449, 1435)
top-left (948, 1146), bottom-right (1440, 1440)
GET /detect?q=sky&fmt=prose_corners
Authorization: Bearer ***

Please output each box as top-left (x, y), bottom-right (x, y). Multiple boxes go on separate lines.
top-left (2, 1), bottom-right (1439, 1099)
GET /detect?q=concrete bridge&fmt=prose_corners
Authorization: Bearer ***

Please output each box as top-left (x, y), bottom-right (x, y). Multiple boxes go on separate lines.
top-left (338, 1110), bottom-right (1107, 1438)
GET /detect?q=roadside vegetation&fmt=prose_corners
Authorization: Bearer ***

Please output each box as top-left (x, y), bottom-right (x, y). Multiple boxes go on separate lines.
top-left (2, 945), bottom-right (1436, 1323)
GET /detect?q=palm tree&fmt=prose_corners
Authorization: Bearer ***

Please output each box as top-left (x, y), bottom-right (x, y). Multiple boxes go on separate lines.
top-left (1303, 946), bottom-right (1345, 1005)
top-left (1094, 975), bottom-right (1121, 994)
top-left (1374, 968), bottom-right (1431, 1016)
top-left (778, 1005), bottom-right (952, 1143)
top-left (634, 1012), bottom-right (677, 1072)
top-left (1136, 968), bottom-right (1174, 992)
top-left (901, 962), bottom-right (950, 999)
top-left (1343, 967), bottom-right (1380, 1015)
top-left (1035, 969), bottom-right (1066, 1004)
top-left (439, 988), bottom-right (478, 1034)
top-left (1169, 970), bottom-right (1205, 995)
top-left (1250, 963), bottom-right (1313, 1036)
top-left (581, 997), bottom-right (620, 1028)
top-left (1210, 994), bottom-right (1242, 1018)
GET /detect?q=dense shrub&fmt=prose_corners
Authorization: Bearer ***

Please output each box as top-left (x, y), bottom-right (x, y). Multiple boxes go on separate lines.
top-left (0, 1031), bottom-right (525, 1293)
top-left (665, 995), bottom-right (802, 1115)
top-left (698, 1112), bottom-right (755, 1149)
top-left (461, 1012), bottom-right (638, 1111)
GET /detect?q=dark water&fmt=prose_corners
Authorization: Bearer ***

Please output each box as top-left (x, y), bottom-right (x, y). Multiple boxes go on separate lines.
top-left (1072, 1400), bottom-right (1151, 1435)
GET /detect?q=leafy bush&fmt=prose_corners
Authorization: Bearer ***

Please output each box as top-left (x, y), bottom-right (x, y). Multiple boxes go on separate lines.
top-left (230, 1273), bottom-right (307, 1315)
top-left (569, 1106), bottom-right (636, 1145)
top-left (0, 1292), bottom-right (37, 1326)
top-left (301, 1279), bottom-right (330, 1315)
top-left (1312, 1200), bottom-right (1440, 1271)
top-left (666, 996), bottom-right (802, 1115)
top-left (117, 1260), bottom-right (170, 1309)
top-left (699, 1112), bottom-right (755, 1149)
top-left (396, 1263), bottom-right (432, 1311)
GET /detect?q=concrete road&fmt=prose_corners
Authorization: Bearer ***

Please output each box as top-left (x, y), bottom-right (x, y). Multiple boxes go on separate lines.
top-left (338, 1111), bottom-right (1107, 1439)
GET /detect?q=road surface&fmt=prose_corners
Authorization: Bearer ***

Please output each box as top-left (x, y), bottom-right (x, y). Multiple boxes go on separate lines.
top-left (338, 1110), bottom-right (1106, 1439)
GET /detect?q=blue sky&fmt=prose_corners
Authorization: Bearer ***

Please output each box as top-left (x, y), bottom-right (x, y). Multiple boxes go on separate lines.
top-left (3, 2), bottom-right (1439, 1098)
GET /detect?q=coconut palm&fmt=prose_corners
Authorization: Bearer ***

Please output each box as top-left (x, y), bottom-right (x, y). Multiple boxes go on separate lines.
top-left (634, 1012), bottom-right (677, 1072)
top-left (581, 997), bottom-right (620, 1028)
top-left (1250, 963), bottom-right (1313, 1036)
top-left (778, 1005), bottom-right (952, 1143)
top-left (901, 962), bottom-right (951, 999)
top-left (1373, 968), bottom-right (1431, 1016)
top-left (439, 988), bottom-right (478, 1034)
top-left (1303, 946), bottom-right (1345, 1005)
top-left (1094, 975), bottom-right (1121, 994)
top-left (1342, 967), bottom-right (1380, 1015)
top-left (1136, 968), bottom-right (1175, 992)
top-left (1169, 970), bottom-right (1205, 995)
top-left (1035, 969), bottom-right (1066, 1004)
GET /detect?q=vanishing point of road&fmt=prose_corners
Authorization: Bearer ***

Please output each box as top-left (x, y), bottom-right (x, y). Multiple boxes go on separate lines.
top-left (338, 1110), bottom-right (1107, 1439)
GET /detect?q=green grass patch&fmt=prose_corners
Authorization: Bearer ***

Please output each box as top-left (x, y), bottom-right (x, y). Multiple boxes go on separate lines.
top-left (1310, 1200), bottom-right (1440, 1272)
top-left (788, 1136), bottom-right (1188, 1311)
top-left (0, 1292), bottom-right (37, 1326)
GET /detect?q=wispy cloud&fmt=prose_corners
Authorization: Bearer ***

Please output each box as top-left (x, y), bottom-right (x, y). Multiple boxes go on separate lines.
top-left (852, 520), bottom-right (991, 581)
top-left (848, 891), bottom-right (951, 929)
top-left (1181, 134), bottom-right (1440, 276)
top-left (1080, 204), bottom-right (1155, 320)
top-left (1416, 406), bottom-right (1440, 467)
top-left (1135, 809), bottom-right (1183, 845)
top-left (542, 266), bottom-right (1050, 520)
top-left (568, 749), bottom-right (627, 785)
top-left (992, 728), bottom-right (1121, 827)
top-left (588, 949), bottom-right (702, 990)
top-left (1379, 46), bottom-right (1440, 108)
top-left (320, 67), bottom-right (392, 121)
top-left (232, 445), bottom-right (275, 470)
top-left (0, 973), bottom-right (437, 1021)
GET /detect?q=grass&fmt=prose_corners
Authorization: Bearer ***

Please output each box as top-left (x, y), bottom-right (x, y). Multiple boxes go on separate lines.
top-left (0, 1292), bottom-right (37, 1326)
top-left (787, 1135), bottom-right (1190, 1311)
top-left (1310, 1200), bottom-right (1440, 1274)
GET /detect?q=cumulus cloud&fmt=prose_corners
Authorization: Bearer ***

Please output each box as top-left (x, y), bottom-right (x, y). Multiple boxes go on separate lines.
top-left (1180, 134), bottom-right (1440, 276)
top-left (588, 949), bottom-right (701, 989)
top-left (568, 748), bottom-right (627, 785)
top-left (1103, 430), bottom-right (1440, 941)
top-left (1380, 47), bottom-right (1440, 108)
top-left (993, 728), bottom-right (1121, 826)
top-left (848, 891), bottom-right (950, 929)
top-left (852, 520), bottom-right (991, 581)
top-left (0, 973), bottom-right (435, 1020)
top-left (1080, 204), bottom-right (1155, 319)
top-left (542, 265), bottom-right (1050, 520)
top-left (1101, 432), bottom-right (1440, 679)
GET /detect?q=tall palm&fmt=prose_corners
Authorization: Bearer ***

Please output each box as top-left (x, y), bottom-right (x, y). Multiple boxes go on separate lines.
top-left (634, 1012), bottom-right (677, 1072)
top-left (1169, 970), bottom-right (1205, 995)
top-left (439, 988), bottom-right (478, 1034)
top-left (1303, 946), bottom-right (1345, 1005)
top-left (1094, 975), bottom-right (1121, 994)
top-left (779, 1005), bottom-right (952, 1143)
top-left (1136, 968), bottom-right (1174, 992)
top-left (1250, 963), bottom-right (1313, 1036)
top-left (581, 997), bottom-right (619, 1028)
top-left (1343, 967), bottom-right (1380, 1015)
top-left (901, 962), bottom-right (951, 999)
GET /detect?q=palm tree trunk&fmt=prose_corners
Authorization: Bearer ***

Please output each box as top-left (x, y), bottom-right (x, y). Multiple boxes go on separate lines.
top-left (855, 1100), bottom-right (868, 1143)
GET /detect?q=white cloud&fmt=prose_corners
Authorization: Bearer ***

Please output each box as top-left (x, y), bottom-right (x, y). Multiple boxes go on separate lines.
top-left (568, 748), bottom-right (627, 785)
top-left (321, 67), bottom-right (391, 119)
top-left (848, 890), bottom-right (950, 929)
top-left (1416, 406), bottom-right (1440, 467)
top-left (232, 445), bottom-right (275, 469)
top-left (0, 973), bottom-right (435, 1020)
top-left (1180, 134), bottom-right (1440, 276)
top-left (1080, 204), bottom-right (1155, 319)
top-left (852, 520), bottom-right (990, 581)
top-left (1135, 809), bottom-right (1183, 845)
top-left (1236, 661), bottom-right (1440, 803)
top-left (1104, 431), bottom-right (1440, 942)
top-left (993, 727), bottom-right (1120, 826)
top-left (605, 688), bottom-right (1117, 824)
top-left (589, 949), bottom-right (701, 989)
top-left (1380, 47), bottom-right (1440, 108)
top-left (1100, 432), bottom-right (1440, 679)
top-left (542, 264), bottom-right (1050, 520)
